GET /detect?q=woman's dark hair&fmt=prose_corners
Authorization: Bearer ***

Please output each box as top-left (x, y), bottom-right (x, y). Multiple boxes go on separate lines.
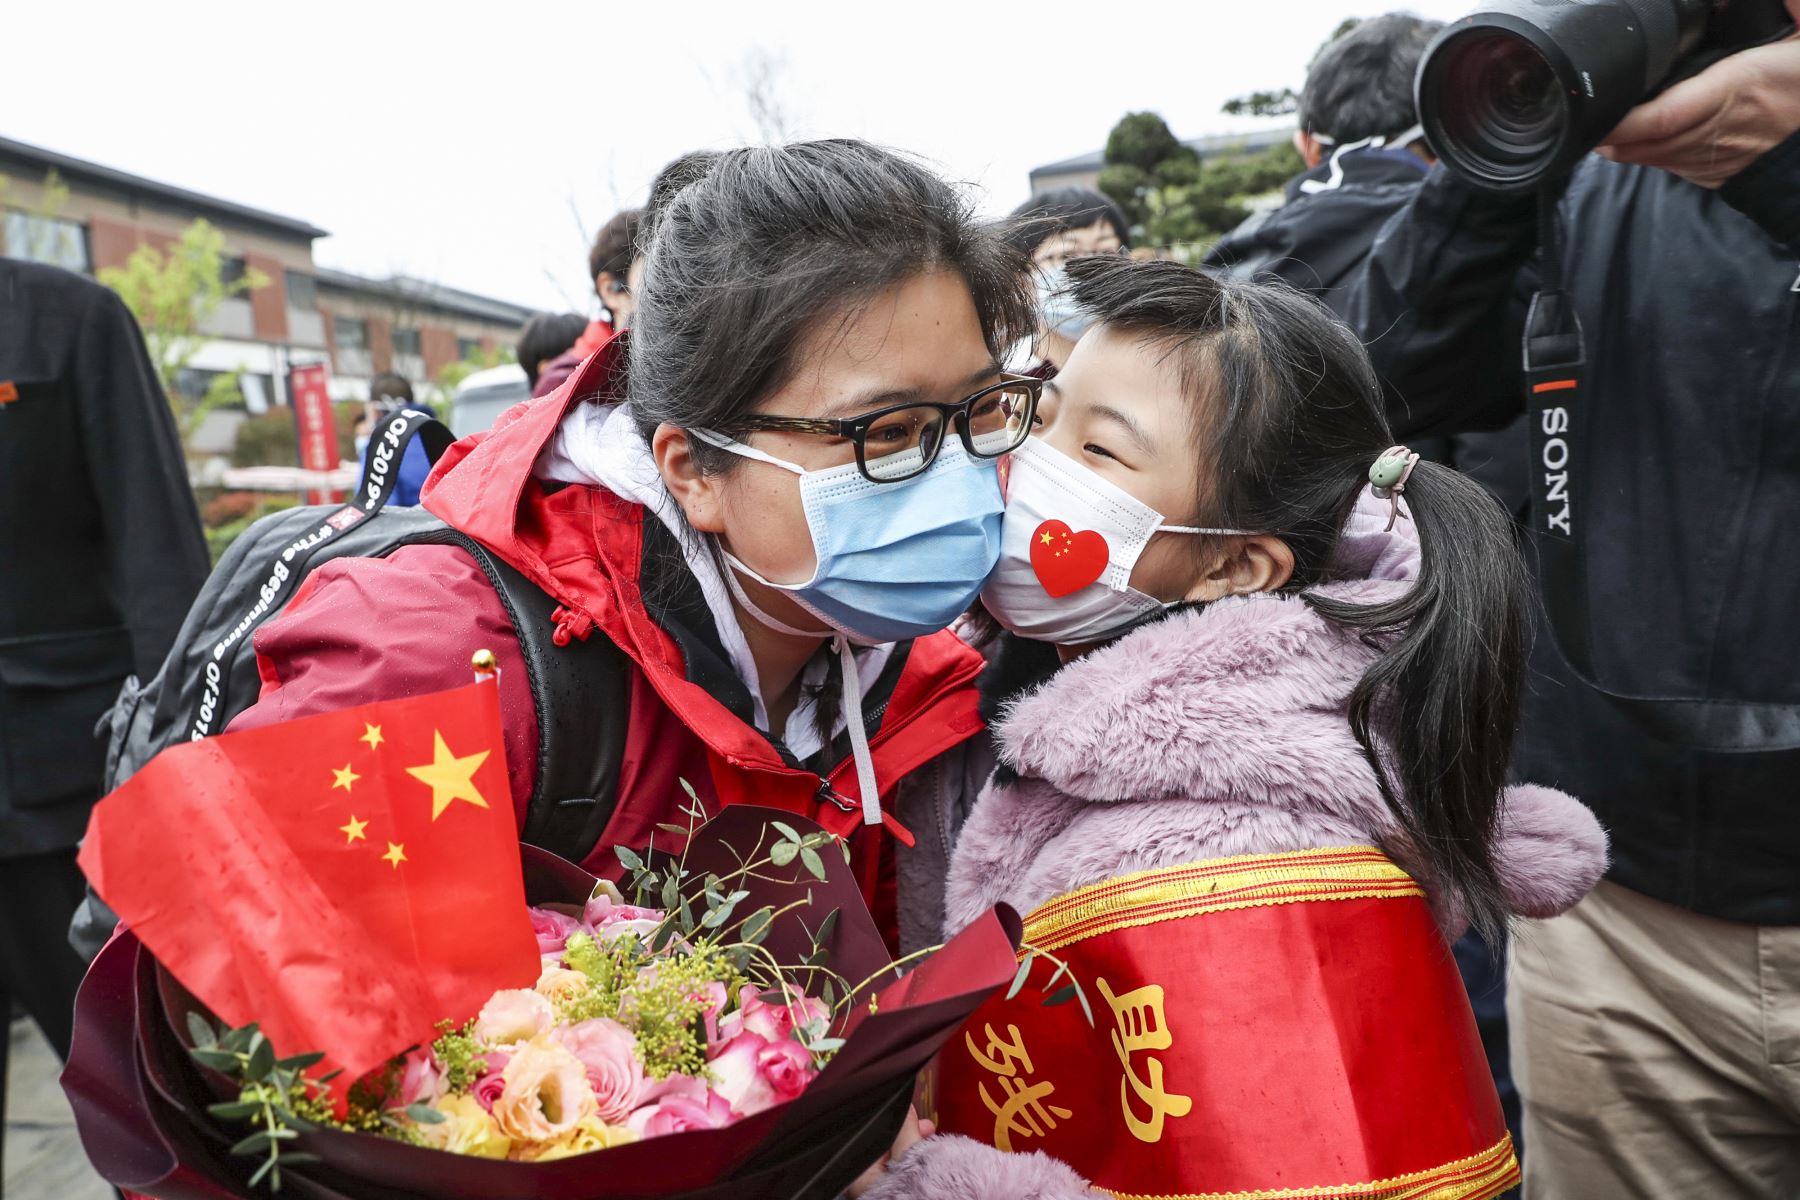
top-left (516, 312), bottom-right (589, 387)
top-left (587, 208), bottom-right (643, 290)
top-left (627, 139), bottom-right (1035, 465)
top-left (1004, 186), bottom-right (1132, 258)
top-left (1065, 255), bottom-right (1529, 940)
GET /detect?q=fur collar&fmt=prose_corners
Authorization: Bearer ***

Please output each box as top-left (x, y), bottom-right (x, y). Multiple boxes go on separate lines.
top-left (996, 491), bottom-right (1417, 810)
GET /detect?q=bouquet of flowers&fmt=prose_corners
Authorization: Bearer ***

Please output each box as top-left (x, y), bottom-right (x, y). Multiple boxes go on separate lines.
top-left (63, 682), bottom-right (1020, 1200)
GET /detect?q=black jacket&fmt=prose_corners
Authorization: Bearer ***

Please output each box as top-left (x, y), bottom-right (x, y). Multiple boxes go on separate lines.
top-left (1343, 132), bottom-right (1800, 924)
top-left (1206, 149), bottom-right (1530, 518)
top-left (1206, 146), bottom-right (1433, 299)
top-left (0, 259), bottom-right (208, 855)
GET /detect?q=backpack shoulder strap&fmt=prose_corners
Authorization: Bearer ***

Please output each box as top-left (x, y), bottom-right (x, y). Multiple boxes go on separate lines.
top-left (446, 532), bottom-right (629, 864)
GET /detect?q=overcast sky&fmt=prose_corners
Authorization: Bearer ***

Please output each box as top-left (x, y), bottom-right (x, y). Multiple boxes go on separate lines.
top-left (9, 0), bottom-right (1474, 316)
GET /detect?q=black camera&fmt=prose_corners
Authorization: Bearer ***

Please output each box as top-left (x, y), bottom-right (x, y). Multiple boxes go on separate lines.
top-left (1416, 0), bottom-right (1794, 190)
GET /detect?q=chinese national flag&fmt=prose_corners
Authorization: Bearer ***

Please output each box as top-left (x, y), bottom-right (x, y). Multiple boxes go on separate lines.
top-left (78, 680), bottom-right (539, 1099)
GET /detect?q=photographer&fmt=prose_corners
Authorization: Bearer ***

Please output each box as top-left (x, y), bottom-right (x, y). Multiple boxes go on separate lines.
top-left (1344, 8), bottom-right (1800, 1195)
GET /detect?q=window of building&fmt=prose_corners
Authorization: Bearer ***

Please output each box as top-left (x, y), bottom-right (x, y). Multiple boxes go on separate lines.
top-left (220, 256), bottom-right (249, 294)
top-left (456, 336), bottom-right (481, 361)
top-left (284, 270), bottom-right (317, 310)
top-left (3, 210), bottom-right (90, 274)
top-left (334, 316), bottom-right (369, 349)
top-left (392, 327), bottom-right (422, 356)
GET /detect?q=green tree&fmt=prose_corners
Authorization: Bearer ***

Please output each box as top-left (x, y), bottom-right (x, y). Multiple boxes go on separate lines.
top-left (430, 342), bottom-right (515, 408)
top-left (1221, 89), bottom-right (1299, 118)
top-left (1104, 112), bottom-right (1186, 174)
top-left (99, 219), bottom-right (268, 438)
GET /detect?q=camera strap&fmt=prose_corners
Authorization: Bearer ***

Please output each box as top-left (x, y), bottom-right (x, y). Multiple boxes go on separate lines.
top-left (1523, 186), bottom-right (1800, 752)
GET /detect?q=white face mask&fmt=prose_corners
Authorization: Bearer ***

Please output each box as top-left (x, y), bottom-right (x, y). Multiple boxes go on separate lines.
top-left (980, 438), bottom-right (1255, 646)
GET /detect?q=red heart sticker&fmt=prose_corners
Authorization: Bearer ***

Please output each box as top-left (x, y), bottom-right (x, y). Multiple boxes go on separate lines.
top-left (1029, 519), bottom-right (1110, 598)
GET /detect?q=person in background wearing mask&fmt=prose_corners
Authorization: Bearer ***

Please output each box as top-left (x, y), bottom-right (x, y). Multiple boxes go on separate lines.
top-left (351, 371), bottom-right (433, 507)
top-left (517, 312), bottom-right (590, 391)
top-left (1003, 187), bottom-right (1131, 376)
top-left (533, 207), bottom-right (642, 398)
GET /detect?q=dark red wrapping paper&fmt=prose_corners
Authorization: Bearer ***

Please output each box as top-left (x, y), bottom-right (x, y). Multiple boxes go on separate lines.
top-left (64, 806), bottom-right (1019, 1199)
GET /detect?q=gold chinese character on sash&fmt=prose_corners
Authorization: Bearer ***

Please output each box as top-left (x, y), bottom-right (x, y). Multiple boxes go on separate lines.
top-left (1097, 977), bottom-right (1193, 1143)
top-left (965, 1021), bottom-right (1073, 1152)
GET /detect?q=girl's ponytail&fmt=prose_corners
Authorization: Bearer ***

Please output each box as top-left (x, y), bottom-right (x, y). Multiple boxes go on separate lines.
top-left (1307, 458), bottom-right (1531, 941)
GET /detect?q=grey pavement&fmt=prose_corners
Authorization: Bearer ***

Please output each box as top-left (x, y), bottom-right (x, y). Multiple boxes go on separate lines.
top-left (4, 1019), bottom-right (110, 1200)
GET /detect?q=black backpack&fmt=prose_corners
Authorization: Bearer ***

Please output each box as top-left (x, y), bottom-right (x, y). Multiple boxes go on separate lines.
top-left (73, 410), bottom-right (628, 957)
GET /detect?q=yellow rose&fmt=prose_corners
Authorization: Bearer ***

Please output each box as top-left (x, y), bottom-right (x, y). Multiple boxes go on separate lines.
top-left (535, 963), bottom-right (592, 1006)
top-left (515, 1115), bottom-right (639, 1162)
top-left (411, 1094), bottom-right (511, 1160)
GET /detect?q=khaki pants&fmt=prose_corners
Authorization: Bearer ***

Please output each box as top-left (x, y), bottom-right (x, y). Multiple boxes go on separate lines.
top-left (1509, 880), bottom-right (1800, 1198)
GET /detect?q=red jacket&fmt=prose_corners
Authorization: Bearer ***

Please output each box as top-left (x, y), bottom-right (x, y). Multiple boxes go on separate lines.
top-left (530, 318), bottom-right (613, 399)
top-left (229, 338), bottom-right (988, 940)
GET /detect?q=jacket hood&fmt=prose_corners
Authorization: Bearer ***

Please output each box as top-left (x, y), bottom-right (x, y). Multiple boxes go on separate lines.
top-left (996, 491), bottom-right (1418, 809)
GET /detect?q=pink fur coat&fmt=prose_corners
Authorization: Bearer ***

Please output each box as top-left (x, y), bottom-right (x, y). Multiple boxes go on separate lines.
top-left (865, 494), bottom-right (1609, 1200)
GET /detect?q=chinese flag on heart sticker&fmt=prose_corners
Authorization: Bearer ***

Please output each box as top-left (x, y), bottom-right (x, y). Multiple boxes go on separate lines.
top-left (78, 680), bottom-right (539, 1101)
top-left (1030, 519), bottom-right (1111, 598)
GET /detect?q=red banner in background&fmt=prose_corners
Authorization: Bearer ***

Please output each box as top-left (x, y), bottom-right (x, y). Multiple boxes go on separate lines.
top-left (289, 363), bottom-right (338, 504)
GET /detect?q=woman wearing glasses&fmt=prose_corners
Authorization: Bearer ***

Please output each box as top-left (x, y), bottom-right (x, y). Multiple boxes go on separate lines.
top-left (225, 139), bottom-right (1037, 960)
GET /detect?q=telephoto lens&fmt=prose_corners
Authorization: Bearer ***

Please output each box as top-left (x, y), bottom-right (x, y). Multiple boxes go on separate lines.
top-left (1416, 0), bottom-right (1791, 191)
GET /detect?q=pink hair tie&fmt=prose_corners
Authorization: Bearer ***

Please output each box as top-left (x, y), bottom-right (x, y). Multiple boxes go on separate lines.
top-left (1368, 445), bottom-right (1421, 533)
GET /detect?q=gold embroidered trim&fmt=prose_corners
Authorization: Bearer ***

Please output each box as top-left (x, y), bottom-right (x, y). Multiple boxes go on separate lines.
top-left (1021, 846), bottom-right (1423, 952)
top-left (1101, 1134), bottom-right (1519, 1200)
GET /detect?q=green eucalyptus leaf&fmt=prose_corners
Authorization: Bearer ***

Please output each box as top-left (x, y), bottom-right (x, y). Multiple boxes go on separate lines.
top-left (185, 1011), bottom-right (217, 1049)
top-left (661, 875), bottom-right (680, 911)
top-left (191, 1047), bottom-right (242, 1072)
top-left (614, 845), bottom-right (644, 872)
top-left (770, 841), bottom-right (798, 868)
top-left (229, 1129), bottom-right (274, 1156)
top-left (1006, 952), bottom-right (1036, 1001)
top-left (207, 1100), bottom-right (262, 1120)
top-left (742, 907), bottom-right (775, 944)
top-left (275, 1051), bottom-right (325, 1072)
top-left (678, 777), bottom-right (700, 803)
top-left (655, 823), bottom-right (688, 837)
top-left (247, 1157), bottom-right (277, 1188)
top-left (278, 1153), bottom-right (321, 1167)
top-left (1043, 984), bottom-right (1079, 1007)
top-left (679, 896), bottom-right (696, 932)
top-left (247, 1034), bottom-right (276, 1080)
top-left (770, 821), bottom-right (801, 844)
top-left (805, 1036), bottom-right (846, 1054)
top-left (815, 908), bottom-right (839, 946)
top-left (840, 839), bottom-right (852, 864)
top-left (405, 1101), bottom-right (449, 1124)
top-left (800, 847), bottom-right (826, 880)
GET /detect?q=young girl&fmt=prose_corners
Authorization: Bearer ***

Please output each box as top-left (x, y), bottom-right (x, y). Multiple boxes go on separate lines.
top-left (857, 257), bottom-right (1608, 1199)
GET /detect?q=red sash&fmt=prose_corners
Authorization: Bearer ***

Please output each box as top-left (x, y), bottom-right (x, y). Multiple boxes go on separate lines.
top-left (933, 847), bottom-right (1519, 1199)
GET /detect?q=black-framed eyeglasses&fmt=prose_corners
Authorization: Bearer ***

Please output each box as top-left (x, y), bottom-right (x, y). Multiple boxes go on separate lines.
top-left (724, 376), bottom-right (1044, 483)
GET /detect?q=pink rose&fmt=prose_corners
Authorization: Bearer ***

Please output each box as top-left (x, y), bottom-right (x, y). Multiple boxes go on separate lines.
top-left (583, 893), bottom-right (665, 944)
top-left (719, 984), bottom-right (828, 1046)
top-left (473, 988), bottom-right (554, 1046)
top-left (529, 906), bottom-right (582, 957)
top-left (471, 1050), bottom-right (511, 1114)
top-left (625, 1078), bottom-right (735, 1138)
top-left (707, 1032), bottom-right (815, 1118)
top-left (549, 1018), bottom-right (647, 1123)
top-left (394, 1046), bottom-right (447, 1109)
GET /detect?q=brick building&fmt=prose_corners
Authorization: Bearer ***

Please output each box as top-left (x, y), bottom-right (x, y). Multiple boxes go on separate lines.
top-left (0, 135), bottom-right (533, 423)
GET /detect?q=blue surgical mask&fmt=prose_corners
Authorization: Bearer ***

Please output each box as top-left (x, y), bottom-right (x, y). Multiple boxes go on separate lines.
top-left (689, 430), bottom-right (1004, 645)
top-left (1036, 265), bottom-right (1095, 342)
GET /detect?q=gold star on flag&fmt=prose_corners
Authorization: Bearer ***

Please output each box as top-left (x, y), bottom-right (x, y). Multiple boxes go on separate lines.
top-left (331, 763), bottom-right (360, 792)
top-left (382, 842), bottom-right (407, 869)
top-left (1040, 531), bottom-right (1056, 545)
top-left (405, 730), bottom-right (492, 820)
top-left (360, 723), bottom-right (384, 750)
top-left (339, 814), bottom-right (368, 844)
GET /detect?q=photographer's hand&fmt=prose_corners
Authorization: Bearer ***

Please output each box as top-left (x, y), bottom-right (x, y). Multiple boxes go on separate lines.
top-left (1598, 1), bottom-right (1800, 188)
